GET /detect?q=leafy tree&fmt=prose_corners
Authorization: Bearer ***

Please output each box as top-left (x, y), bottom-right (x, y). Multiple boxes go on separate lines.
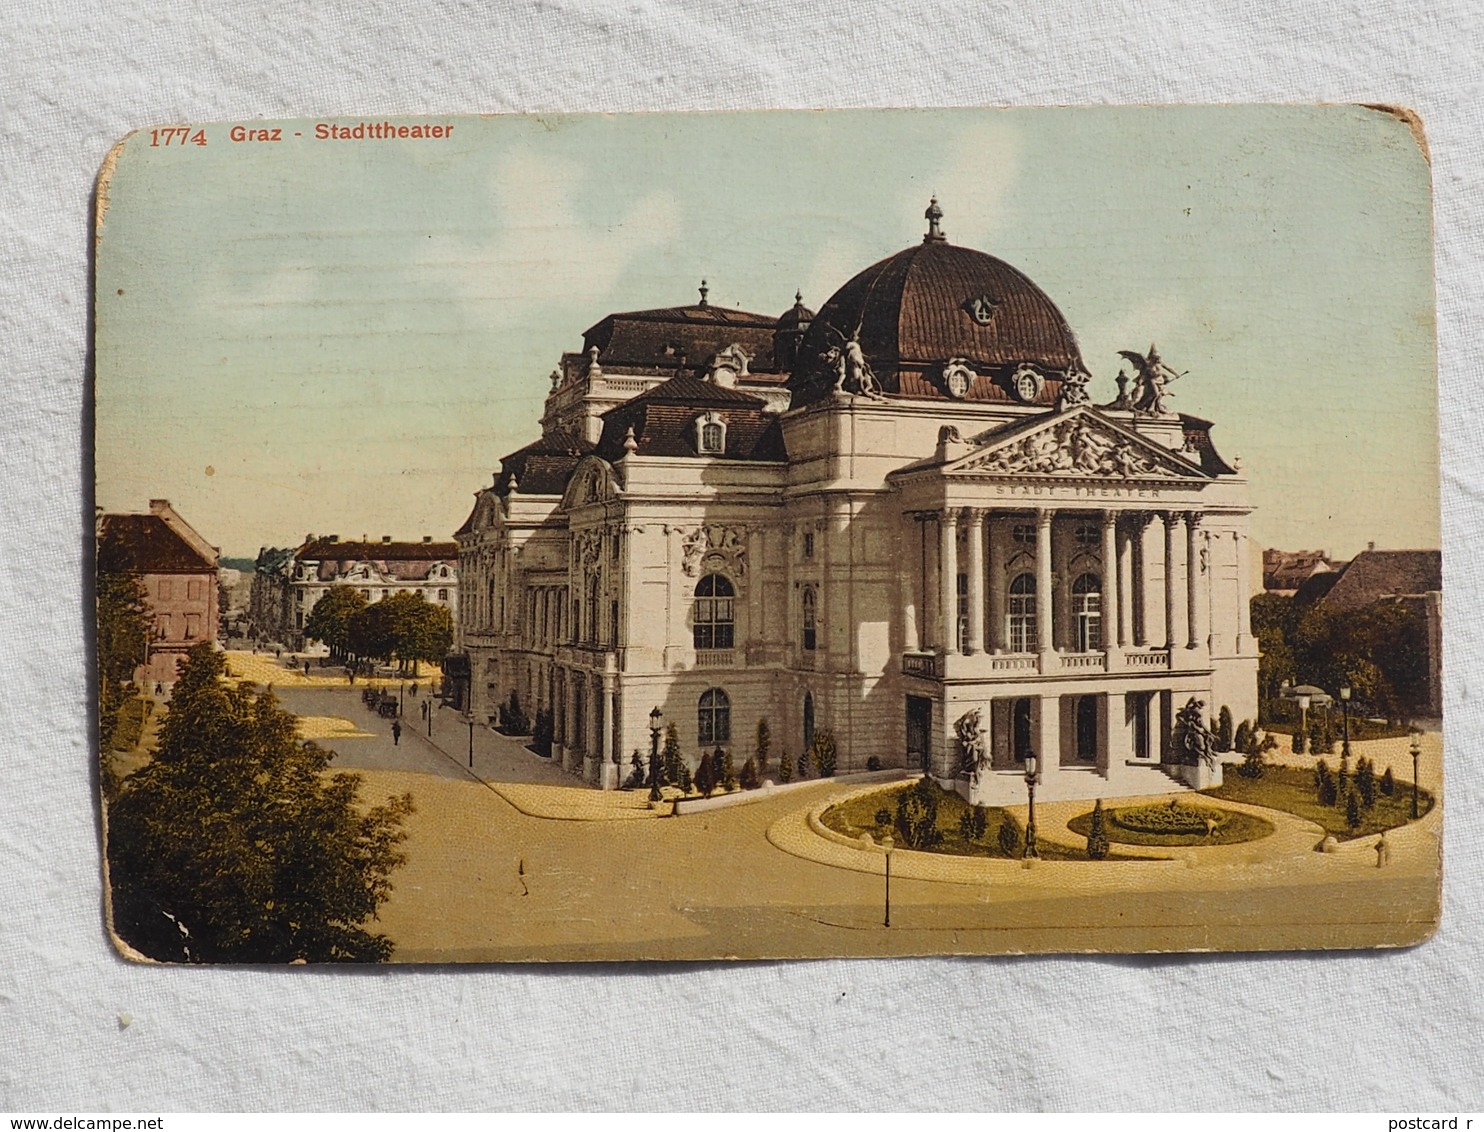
top-left (1314, 759), bottom-right (1337, 806)
top-left (97, 570), bottom-right (152, 754)
top-left (1346, 790), bottom-right (1362, 830)
top-left (717, 746), bottom-right (737, 792)
top-left (106, 644), bottom-right (413, 963)
top-left (1086, 798), bottom-right (1110, 860)
top-left (754, 719), bottom-right (771, 777)
top-left (659, 724), bottom-right (691, 794)
top-left (1356, 757), bottom-right (1376, 807)
top-left (623, 750), bottom-right (645, 790)
top-left (348, 592), bottom-right (452, 675)
top-left (304, 586), bottom-right (368, 660)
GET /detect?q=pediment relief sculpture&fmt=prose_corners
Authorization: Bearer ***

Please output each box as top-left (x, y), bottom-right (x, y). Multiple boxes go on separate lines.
top-left (680, 523), bottom-right (747, 577)
top-left (956, 411), bottom-right (1205, 481)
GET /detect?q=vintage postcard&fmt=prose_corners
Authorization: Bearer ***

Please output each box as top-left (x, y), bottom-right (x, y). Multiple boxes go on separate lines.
top-left (94, 106), bottom-right (1440, 963)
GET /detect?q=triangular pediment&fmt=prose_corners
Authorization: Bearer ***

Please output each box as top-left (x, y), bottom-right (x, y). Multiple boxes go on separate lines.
top-left (943, 406), bottom-right (1211, 482)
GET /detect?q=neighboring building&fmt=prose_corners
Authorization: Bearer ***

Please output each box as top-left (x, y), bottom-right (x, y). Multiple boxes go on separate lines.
top-left (248, 546), bottom-right (294, 646)
top-left (454, 202), bottom-right (1259, 798)
top-left (1262, 547), bottom-right (1345, 595)
top-left (1317, 547), bottom-right (1442, 717)
top-left (97, 499), bottom-right (220, 688)
top-left (283, 535), bottom-right (459, 650)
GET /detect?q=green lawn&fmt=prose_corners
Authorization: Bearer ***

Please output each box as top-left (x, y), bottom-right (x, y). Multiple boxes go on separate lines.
top-left (1203, 763), bottom-right (1432, 841)
top-left (1066, 802), bottom-right (1274, 847)
top-left (820, 782), bottom-right (1135, 861)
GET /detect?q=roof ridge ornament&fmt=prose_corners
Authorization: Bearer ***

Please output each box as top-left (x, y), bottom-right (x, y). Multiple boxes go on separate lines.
top-left (924, 196), bottom-right (946, 243)
top-left (698, 279), bottom-right (709, 307)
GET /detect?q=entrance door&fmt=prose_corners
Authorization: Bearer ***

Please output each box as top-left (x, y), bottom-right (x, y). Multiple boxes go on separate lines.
top-left (905, 696), bottom-right (932, 771)
top-left (1076, 695), bottom-right (1098, 761)
top-left (1012, 697), bottom-right (1033, 762)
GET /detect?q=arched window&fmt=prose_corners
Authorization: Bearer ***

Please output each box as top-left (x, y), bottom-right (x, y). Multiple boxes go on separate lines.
top-left (1008, 573), bottom-right (1037, 653)
top-left (699, 688), bottom-right (731, 745)
top-left (1073, 573), bottom-right (1102, 652)
top-left (586, 575), bottom-right (600, 644)
top-left (801, 586), bottom-right (817, 651)
top-left (693, 573), bottom-right (735, 649)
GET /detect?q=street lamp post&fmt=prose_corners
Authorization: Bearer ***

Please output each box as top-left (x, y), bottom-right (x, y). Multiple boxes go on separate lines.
top-left (1296, 692), bottom-right (1311, 755)
top-left (1339, 685), bottom-right (1352, 772)
top-left (1410, 726), bottom-right (1422, 819)
top-left (466, 713), bottom-right (474, 769)
top-left (648, 706), bottom-right (663, 803)
top-left (399, 680), bottom-right (406, 718)
top-left (880, 831), bottom-right (894, 927)
top-left (1023, 751), bottom-right (1039, 859)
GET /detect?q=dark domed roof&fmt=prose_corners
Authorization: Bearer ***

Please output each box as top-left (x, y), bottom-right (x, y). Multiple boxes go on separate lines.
top-left (789, 216), bottom-right (1084, 407)
top-left (776, 291), bottom-right (814, 330)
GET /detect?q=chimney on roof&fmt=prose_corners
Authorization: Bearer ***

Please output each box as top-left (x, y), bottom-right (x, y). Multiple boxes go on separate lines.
top-left (1368, 541), bottom-right (1376, 552)
top-left (328, 534), bottom-right (339, 543)
top-left (423, 535), bottom-right (432, 543)
top-left (149, 499), bottom-right (170, 514)
top-left (382, 535), bottom-right (392, 543)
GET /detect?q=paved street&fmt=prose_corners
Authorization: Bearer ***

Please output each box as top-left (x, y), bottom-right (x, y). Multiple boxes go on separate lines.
top-left (270, 683), bottom-right (1441, 962)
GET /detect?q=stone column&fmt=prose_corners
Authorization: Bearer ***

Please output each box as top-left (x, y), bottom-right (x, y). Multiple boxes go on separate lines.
top-left (1186, 512), bottom-right (1204, 651)
top-left (1101, 510), bottom-right (1119, 658)
top-left (1131, 515), bottom-right (1148, 646)
top-left (745, 527), bottom-right (763, 650)
top-left (601, 676), bottom-right (615, 765)
top-left (1235, 529), bottom-right (1252, 653)
top-left (1035, 508), bottom-right (1055, 661)
top-left (939, 510), bottom-right (959, 656)
top-left (1117, 516), bottom-right (1134, 648)
top-left (964, 509), bottom-right (985, 654)
top-left (987, 514), bottom-right (1007, 653)
top-left (1036, 693), bottom-right (1061, 784)
top-left (1162, 511), bottom-right (1180, 651)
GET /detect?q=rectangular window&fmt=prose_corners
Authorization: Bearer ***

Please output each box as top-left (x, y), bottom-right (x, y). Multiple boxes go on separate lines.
top-left (185, 613), bottom-right (201, 639)
top-left (158, 579), bottom-right (172, 601)
top-left (803, 532), bottom-right (814, 559)
top-left (187, 579), bottom-right (204, 600)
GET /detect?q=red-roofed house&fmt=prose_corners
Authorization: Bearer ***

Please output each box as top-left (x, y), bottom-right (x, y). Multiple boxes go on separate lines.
top-left (97, 499), bottom-right (220, 688)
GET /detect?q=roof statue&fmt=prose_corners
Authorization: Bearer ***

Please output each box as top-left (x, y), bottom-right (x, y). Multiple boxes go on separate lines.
top-left (1118, 343), bottom-right (1186, 416)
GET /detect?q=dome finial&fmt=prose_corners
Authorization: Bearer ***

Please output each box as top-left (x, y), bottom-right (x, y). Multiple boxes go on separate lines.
top-left (924, 196), bottom-right (946, 243)
top-left (698, 279), bottom-right (709, 307)
top-left (795, 289), bottom-right (803, 305)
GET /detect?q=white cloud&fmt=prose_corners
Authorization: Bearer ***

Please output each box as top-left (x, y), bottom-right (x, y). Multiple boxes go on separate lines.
top-left (902, 117), bottom-right (1023, 248)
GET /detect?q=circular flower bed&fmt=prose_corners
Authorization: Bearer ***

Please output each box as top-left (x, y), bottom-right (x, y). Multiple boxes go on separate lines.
top-left (1113, 801), bottom-right (1226, 835)
top-left (1067, 800), bottom-right (1274, 847)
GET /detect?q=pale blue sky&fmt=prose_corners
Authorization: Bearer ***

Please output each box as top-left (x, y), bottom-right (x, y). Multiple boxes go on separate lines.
top-left (95, 106), bottom-right (1436, 559)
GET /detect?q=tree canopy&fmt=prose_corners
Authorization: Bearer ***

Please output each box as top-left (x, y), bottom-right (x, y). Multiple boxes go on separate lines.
top-left (107, 643), bottom-right (414, 963)
top-left (304, 585), bottom-right (368, 657)
top-left (347, 591), bottom-right (452, 673)
top-left (97, 570), bottom-right (151, 752)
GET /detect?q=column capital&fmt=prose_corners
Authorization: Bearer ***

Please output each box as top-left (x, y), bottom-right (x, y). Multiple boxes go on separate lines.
top-left (962, 506), bottom-right (986, 526)
top-left (1161, 510), bottom-right (1182, 529)
top-left (941, 508), bottom-right (960, 528)
top-left (1035, 506), bottom-right (1055, 528)
top-left (1185, 510), bottom-right (1204, 528)
top-left (1101, 508), bottom-right (1118, 530)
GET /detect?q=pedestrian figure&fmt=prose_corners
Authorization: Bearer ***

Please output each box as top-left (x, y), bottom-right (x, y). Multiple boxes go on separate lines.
top-left (1375, 836), bottom-right (1391, 868)
top-left (411, 683), bottom-right (419, 698)
top-left (392, 720), bottom-right (402, 746)
top-left (275, 647), bottom-right (281, 659)
top-left (420, 701), bottom-right (429, 721)
top-left (304, 661), bottom-right (311, 676)
top-left (349, 669), bottom-right (355, 685)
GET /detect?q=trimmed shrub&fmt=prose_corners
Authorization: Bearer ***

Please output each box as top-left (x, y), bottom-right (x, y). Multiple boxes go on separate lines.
top-left (502, 690), bottom-right (531, 736)
top-left (1215, 707), bottom-right (1234, 753)
top-left (1380, 766), bottom-right (1395, 796)
top-left (866, 755), bottom-right (882, 772)
top-left (739, 757), bottom-right (759, 791)
top-left (695, 752), bottom-right (717, 798)
top-left (777, 752), bottom-right (792, 784)
top-left (1356, 757), bottom-right (1376, 807)
top-left (957, 804), bottom-right (988, 843)
top-left (810, 730), bottom-right (838, 778)
top-left (874, 808), bottom-right (892, 827)
top-left (532, 708), bottom-right (553, 756)
top-left (1346, 790), bottom-right (1362, 829)
top-left (1233, 720), bottom-right (1253, 757)
top-left (997, 814), bottom-right (1021, 857)
top-left (1086, 798), bottom-right (1110, 860)
top-left (796, 751), bottom-right (810, 780)
top-left (1315, 759), bottom-right (1336, 806)
top-left (1292, 727), bottom-right (1307, 754)
top-left (1237, 743), bottom-right (1266, 779)
top-left (895, 778), bottom-right (943, 850)
top-left (718, 745), bottom-right (738, 792)
top-left (754, 719), bottom-right (771, 778)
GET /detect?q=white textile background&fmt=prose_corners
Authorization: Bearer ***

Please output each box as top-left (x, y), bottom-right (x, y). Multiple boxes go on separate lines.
top-left (2, 0), bottom-right (1482, 1112)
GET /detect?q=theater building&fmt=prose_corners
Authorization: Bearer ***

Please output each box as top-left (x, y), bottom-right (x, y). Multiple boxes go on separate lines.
top-left (453, 202), bottom-right (1258, 799)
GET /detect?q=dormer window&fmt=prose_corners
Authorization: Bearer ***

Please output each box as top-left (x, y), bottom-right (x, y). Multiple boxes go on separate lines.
top-left (696, 411), bottom-right (726, 455)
